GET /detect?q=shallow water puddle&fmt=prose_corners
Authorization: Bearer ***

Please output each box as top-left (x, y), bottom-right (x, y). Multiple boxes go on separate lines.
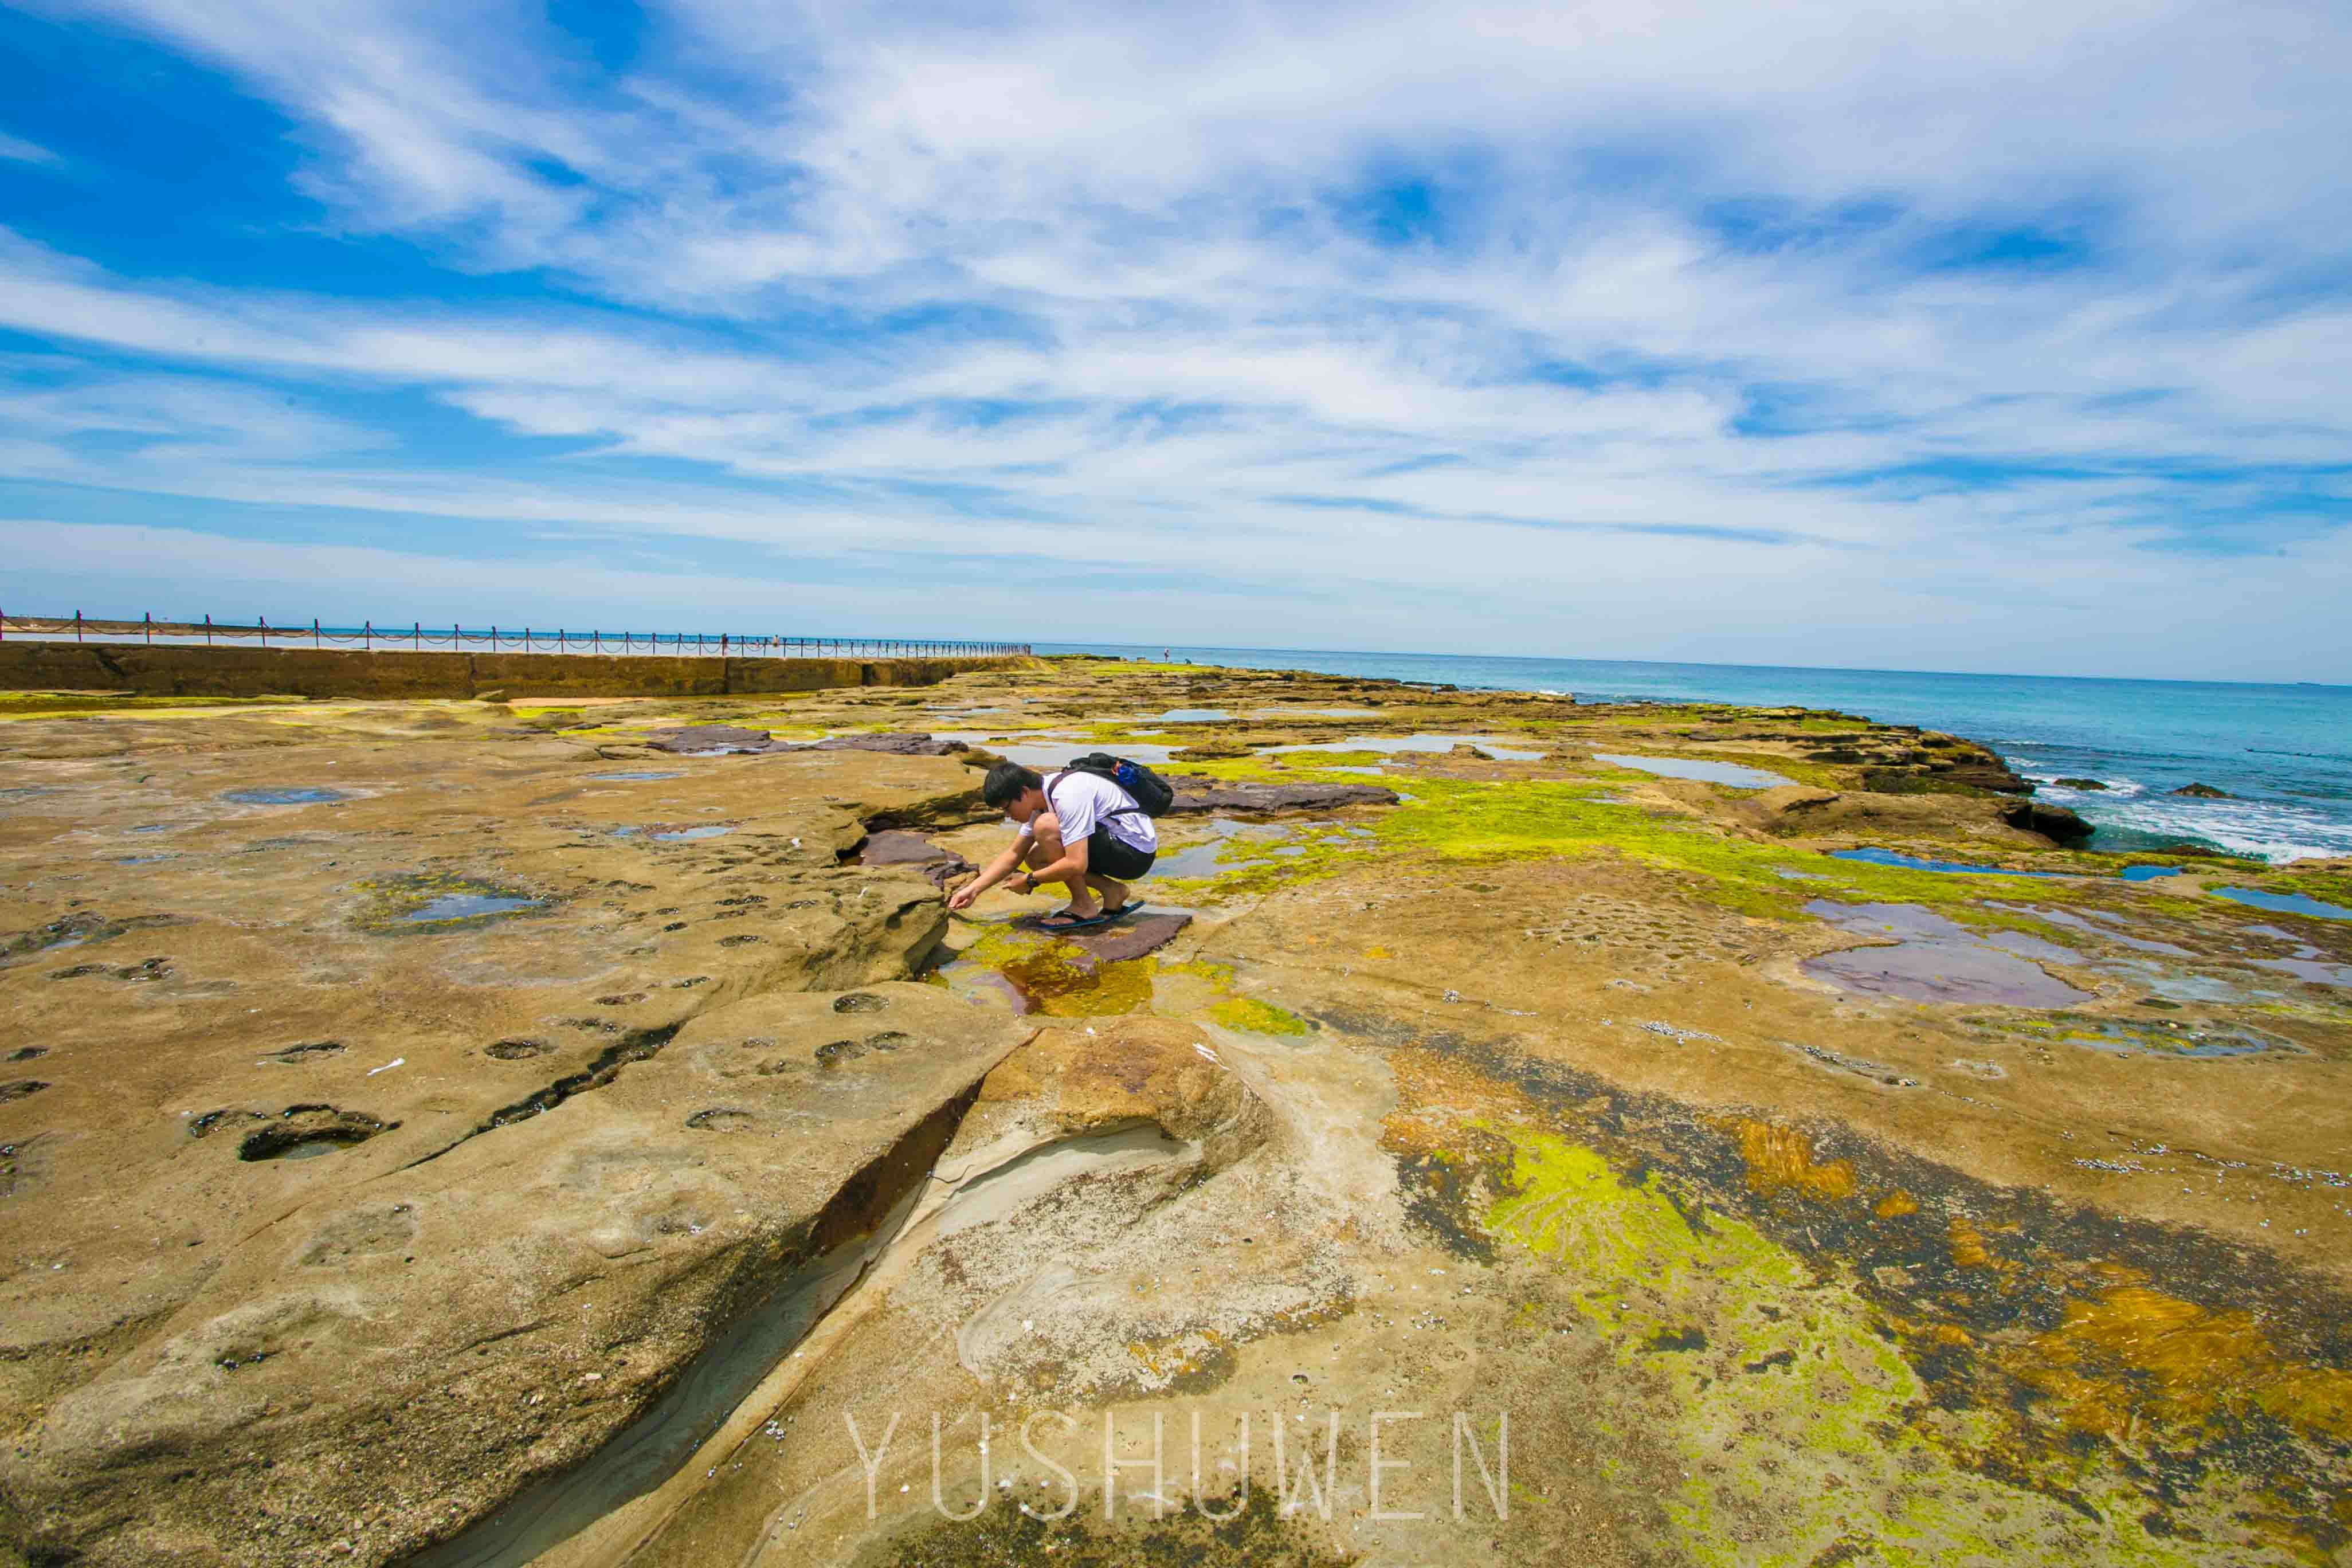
top-left (932, 946), bottom-right (1158, 1017)
top-left (1983, 903), bottom-right (2194, 957)
top-left (2118, 864), bottom-right (2186, 882)
top-left (1829, 846), bottom-right (2061, 877)
top-left (271, 1136), bottom-right (355, 1160)
top-left (1988, 1013), bottom-right (2303, 1059)
top-left (2098, 958), bottom-right (2285, 1006)
top-left (615, 824), bottom-right (734, 841)
top-left (1801, 900), bottom-right (2092, 1006)
top-left (2230, 924), bottom-right (2352, 986)
top-left (2214, 886), bottom-right (2352, 921)
top-left (1153, 816), bottom-right (1305, 879)
top-left (396, 893), bottom-right (544, 924)
top-left (589, 770), bottom-right (684, 781)
top-left (1150, 707), bottom-right (1233, 721)
top-left (220, 787), bottom-right (347, 805)
top-left (1594, 752), bottom-right (1796, 789)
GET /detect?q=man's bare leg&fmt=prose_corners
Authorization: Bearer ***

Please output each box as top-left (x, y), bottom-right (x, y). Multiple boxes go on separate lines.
top-left (1085, 872), bottom-right (1132, 912)
top-left (1024, 814), bottom-right (1101, 918)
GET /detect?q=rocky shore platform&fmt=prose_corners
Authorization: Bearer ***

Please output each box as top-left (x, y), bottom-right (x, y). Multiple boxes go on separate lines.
top-left (3, 662), bottom-right (2350, 1566)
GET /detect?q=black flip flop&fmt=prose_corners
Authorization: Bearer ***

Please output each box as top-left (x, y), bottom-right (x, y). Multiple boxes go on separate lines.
top-left (1035, 908), bottom-right (1115, 932)
top-left (1107, 900), bottom-right (1148, 920)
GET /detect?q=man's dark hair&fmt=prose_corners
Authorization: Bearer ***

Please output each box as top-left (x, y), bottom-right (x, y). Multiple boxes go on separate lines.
top-left (982, 761), bottom-right (1044, 809)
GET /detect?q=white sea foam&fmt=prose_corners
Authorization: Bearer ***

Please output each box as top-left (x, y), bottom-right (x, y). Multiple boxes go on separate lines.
top-left (2078, 793), bottom-right (2351, 864)
top-left (2020, 771), bottom-right (2345, 863)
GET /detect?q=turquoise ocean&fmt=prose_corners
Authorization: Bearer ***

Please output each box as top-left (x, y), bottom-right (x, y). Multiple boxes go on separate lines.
top-left (1039, 644), bottom-right (2352, 865)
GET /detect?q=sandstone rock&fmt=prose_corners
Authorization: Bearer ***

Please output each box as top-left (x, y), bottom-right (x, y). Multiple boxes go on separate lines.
top-left (859, 828), bottom-right (973, 888)
top-left (1732, 784), bottom-right (1841, 832)
top-left (1163, 777), bottom-right (1398, 813)
top-left (969, 1016), bottom-right (1268, 1161)
top-left (7, 984), bottom-right (1022, 1567)
top-left (2053, 777), bottom-right (2107, 790)
top-left (1170, 736), bottom-right (1255, 762)
top-left (810, 732), bottom-right (968, 756)
top-left (1755, 784), bottom-right (1840, 814)
top-left (474, 688), bottom-right (507, 703)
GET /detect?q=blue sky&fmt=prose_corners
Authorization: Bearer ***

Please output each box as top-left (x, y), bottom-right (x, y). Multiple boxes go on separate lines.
top-left (2, 0), bottom-right (2349, 680)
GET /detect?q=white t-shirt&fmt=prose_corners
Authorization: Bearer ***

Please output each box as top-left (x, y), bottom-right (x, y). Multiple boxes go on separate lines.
top-left (1015, 770), bottom-right (1158, 853)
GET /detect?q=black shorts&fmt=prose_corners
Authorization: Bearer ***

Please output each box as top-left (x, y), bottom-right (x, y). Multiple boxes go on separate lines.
top-left (1087, 826), bottom-right (1157, 880)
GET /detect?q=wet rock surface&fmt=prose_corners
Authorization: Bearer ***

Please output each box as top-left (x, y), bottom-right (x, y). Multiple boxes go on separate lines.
top-left (645, 723), bottom-right (790, 754)
top-left (856, 828), bottom-right (973, 887)
top-left (1165, 775), bottom-right (1399, 812)
top-left (3, 667), bottom-right (2349, 1567)
top-left (810, 731), bottom-right (969, 756)
top-left (1015, 908), bottom-right (1194, 962)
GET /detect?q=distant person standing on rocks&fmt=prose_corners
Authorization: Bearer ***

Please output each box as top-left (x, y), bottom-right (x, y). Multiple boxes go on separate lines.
top-left (950, 761), bottom-right (1158, 930)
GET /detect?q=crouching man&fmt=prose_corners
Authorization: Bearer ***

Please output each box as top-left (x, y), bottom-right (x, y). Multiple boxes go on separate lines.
top-left (947, 761), bottom-right (1157, 930)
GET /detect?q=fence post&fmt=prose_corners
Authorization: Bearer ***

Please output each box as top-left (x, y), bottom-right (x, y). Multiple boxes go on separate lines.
top-left (313, 617), bottom-right (320, 649)
top-left (205, 614), bottom-right (213, 647)
top-left (144, 612), bottom-right (152, 646)
top-left (257, 615), bottom-right (266, 649)
top-left (413, 622), bottom-right (420, 651)
top-left (363, 620), bottom-right (371, 652)
top-left (75, 609), bottom-right (84, 644)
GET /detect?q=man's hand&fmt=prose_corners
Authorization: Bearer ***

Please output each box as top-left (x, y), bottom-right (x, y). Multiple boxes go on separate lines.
top-left (946, 880), bottom-right (982, 912)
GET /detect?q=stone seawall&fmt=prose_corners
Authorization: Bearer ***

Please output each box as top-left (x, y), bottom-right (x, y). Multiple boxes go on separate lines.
top-left (0, 640), bottom-right (1028, 699)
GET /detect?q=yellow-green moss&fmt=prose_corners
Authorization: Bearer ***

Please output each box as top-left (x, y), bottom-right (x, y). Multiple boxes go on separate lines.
top-left (1484, 1127), bottom-right (2271, 1567)
top-left (1204, 997), bottom-right (1308, 1036)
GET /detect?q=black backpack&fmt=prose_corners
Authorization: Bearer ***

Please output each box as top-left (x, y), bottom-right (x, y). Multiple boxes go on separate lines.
top-left (1060, 752), bottom-right (1177, 817)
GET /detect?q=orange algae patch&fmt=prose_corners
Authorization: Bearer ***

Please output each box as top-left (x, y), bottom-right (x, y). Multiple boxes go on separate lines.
top-left (1948, 1217), bottom-right (1994, 1269)
top-left (1873, 1190), bottom-right (1919, 1219)
top-left (2010, 1285), bottom-right (2352, 1444)
top-left (1718, 1118), bottom-right (1856, 1202)
top-left (1379, 1045), bottom-right (1540, 1157)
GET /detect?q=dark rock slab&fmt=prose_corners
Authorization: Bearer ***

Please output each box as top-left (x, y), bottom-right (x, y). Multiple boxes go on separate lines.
top-left (2171, 782), bottom-right (2231, 799)
top-left (647, 727), bottom-right (969, 758)
top-left (812, 733), bottom-right (969, 756)
top-left (646, 724), bottom-right (788, 754)
top-left (1164, 777), bottom-right (1398, 813)
top-left (860, 830), bottom-right (974, 888)
top-left (2004, 801), bottom-right (2092, 845)
top-left (1018, 910), bottom-right (1193, 962)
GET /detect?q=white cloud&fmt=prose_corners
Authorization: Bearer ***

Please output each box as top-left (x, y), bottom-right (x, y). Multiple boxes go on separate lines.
top-left (4, 0), bottom-right (2350, 677)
